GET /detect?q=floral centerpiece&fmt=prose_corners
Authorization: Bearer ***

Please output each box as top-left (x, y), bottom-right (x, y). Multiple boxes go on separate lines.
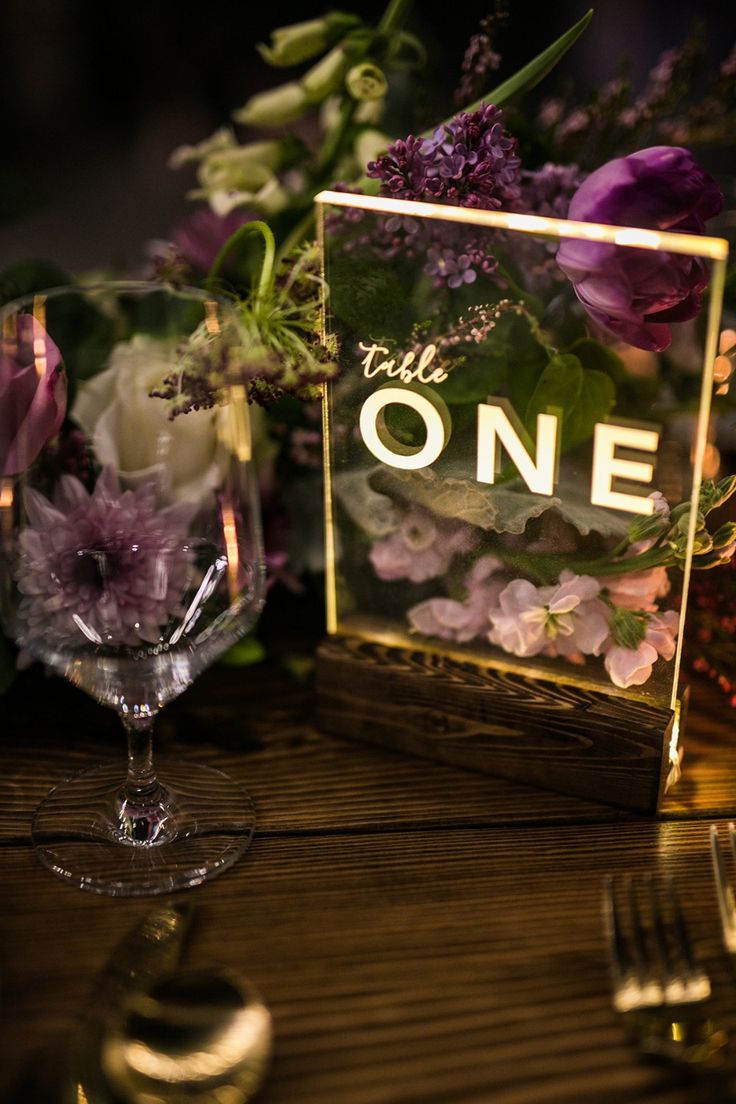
top-left (1, 3), bottom-right (735, 700)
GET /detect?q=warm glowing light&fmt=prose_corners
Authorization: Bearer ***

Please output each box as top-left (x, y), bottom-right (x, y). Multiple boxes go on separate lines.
top-left (0, 480), bottom-right (13, 510)
top-left (714, 355), bottom-right (734, 383)
top-left (122, 1005), bottom-right (267, 1082)
top-left (613, 228), bottom-right (663, 249)
top-left (224, 385), bottom-right (252, 462)
top-left (32, 295), bottom-right (47, 379)
top-left (477, 403), bottom-right (558, 496)
top-left (204, 298), bottom-right (221, 334)
top-left (315, 190), bottom-right (729, 260)
top-left (221, 499), bottom-right (241, 600)
top-left (590, 423), bottom-right (659, 515)
top-left (702, 443), bottom-right (721, 480)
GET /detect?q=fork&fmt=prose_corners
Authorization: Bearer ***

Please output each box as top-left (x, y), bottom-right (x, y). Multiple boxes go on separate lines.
top-left (710, 823), bottom-right (736, 955)
top-left (603, 874), bottom-right (728, 1069)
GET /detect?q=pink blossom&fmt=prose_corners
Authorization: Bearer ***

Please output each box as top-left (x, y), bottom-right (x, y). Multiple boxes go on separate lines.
top-left (602, 566), bottom-right (670, 611)
top-left (0, 315), bottom-right (66, 476)
top-left (489, 572), bottom-right (609, 658)
top-left (408, 554), bottom-right (505, 644)
top-left (603, 610), bottom-right (679, 688)
top-left (369, 508), bottom-right (478, 584)
top-left (409, 596), bottom-right (489, 643)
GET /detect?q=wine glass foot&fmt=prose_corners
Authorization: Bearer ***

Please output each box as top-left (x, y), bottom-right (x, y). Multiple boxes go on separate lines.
top-left (31, 758), bottom-right (256, 896)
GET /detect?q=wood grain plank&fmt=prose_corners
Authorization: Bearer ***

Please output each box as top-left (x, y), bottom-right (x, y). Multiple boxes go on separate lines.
top-left (2, 819), bottom-right (734, 1103)
top-left (1, 664), bottom-right (735, 845)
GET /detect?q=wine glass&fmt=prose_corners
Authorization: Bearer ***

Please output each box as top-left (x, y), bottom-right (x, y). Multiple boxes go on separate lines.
top-left (0, 282), bottom-right (267, 895)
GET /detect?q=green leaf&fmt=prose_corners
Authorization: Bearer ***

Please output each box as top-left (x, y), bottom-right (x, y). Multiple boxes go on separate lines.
top-left (374, 465), bottom-right (552, 533)
top-left (564, 368), bottom-right (615, 451)
top-left (502, 314), bottom-right (550, 416)
top-left (220, 635), bottom-right (266, 668)
top-left (327, 253), bottom-right (414, 339)
top-left (525, 354), bottom-right (615, 453)
top-left (567, 337), bottom-right (627, 384)
top-left (335, 467), bottom-right (399, 536)
top-left (432, 9), bottom-right (594, 120)
top-left (439, 354), bottom-right (507, 405)
top-left (525, 354), bottom-right (583, 437)
top-left (371, 458), bottom-right (629, 540)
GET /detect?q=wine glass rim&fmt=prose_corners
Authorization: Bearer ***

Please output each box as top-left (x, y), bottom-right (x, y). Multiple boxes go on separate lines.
top-left (0, 280), bottom-right (239, 321)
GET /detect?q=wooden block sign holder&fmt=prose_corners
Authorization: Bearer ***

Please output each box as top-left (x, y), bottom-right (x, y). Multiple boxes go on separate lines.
top-left (314, 190), bottom-right (726, 816)
top-left (317, 635), bottom-right (682, 814)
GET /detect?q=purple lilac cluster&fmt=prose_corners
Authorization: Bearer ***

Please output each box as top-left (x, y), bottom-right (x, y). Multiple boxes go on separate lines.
top-left (511, 162), bottom-right (584, 293)
top-left (367, 103), bottom-right (521, 211)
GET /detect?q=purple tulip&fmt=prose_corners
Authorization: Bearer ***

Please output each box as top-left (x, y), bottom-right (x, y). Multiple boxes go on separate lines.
top-left (557, 146), bottom-right (723, 351)
top-left (0, 315), bottom-right (66, 476)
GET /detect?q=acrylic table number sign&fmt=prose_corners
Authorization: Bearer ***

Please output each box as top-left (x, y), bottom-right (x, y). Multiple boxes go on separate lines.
top-left (314, 189), bottom-right (729, 814)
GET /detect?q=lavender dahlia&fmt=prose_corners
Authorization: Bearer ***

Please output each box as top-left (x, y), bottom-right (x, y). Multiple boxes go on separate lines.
top-left (15, 468), bottom-right (197, 650)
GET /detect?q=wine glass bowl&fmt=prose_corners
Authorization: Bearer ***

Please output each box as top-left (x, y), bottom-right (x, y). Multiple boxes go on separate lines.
top-left (0, 282), bottom-right (266, 895)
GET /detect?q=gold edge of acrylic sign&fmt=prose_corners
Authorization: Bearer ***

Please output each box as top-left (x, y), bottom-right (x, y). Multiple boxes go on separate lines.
top-left (316, 191), bottom-right (730, 708)
top-left (668, 253), bottom-right (727, 711)
top-left (317, 201), bottom-right (338, 635)
top-left (315, 190), bottom-right (729, 261)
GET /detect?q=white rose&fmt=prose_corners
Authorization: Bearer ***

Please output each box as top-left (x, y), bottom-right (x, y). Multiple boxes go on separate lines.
top-left (73, 334), bottom-right (272, 503)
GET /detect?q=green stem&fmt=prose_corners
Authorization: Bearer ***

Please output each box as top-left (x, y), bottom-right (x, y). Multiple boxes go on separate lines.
top-left (312, 0), bottom-right (415, 183)
top-left (492, 545), bottom-right (675, 586)
top-left (576, 548), bottom-right (675, 578)
top-left (273, 0), bottom-right (416, 264)
top-left (377, 0), bottom-right (414, 33)
top-left (205, 220), bottom-right (276, 306)
top-left (275, 207), bottom-right (318, 266)
top-left (314, 96), bottom-right (358, 178)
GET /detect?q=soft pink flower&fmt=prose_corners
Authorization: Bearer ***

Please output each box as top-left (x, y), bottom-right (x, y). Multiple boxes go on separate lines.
top-left (0, 315), bottom-right (66, 476)
top-left (601, 566), bottom-right (670, 611)
top-left (409, 596), bottom-right (489, 643)
top-left (602, 609), bottom-right (679, 688)
top-left (369, 508), bottom-right (478, 584)
top-left (489, 572), bottom-right (609, 658)
top-left (408, 554), bottom-right (505, 643)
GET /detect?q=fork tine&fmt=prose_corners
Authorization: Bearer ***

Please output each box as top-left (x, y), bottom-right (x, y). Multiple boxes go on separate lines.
top-left (664, 875), bottom-right (711, 1003)
top-left (626, 878), bottom-right (666, 1011)
top-left (710, 823), bottom-right (736, 953)
top-left (647, 876), bottom-right (675, 987)
top-left (605, 874), bottom-right (711, 1012)
top-left (604, 876), bottom-right (641, 1013)
top-left (604, 877), bottom-right (629, 976)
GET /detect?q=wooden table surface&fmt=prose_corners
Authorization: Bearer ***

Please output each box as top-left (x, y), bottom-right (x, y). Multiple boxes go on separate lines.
top-left (3, 656), bottom-right (736, 1104)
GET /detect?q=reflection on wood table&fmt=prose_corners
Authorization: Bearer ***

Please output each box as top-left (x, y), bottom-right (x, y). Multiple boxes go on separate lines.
top-left (1, 662), bottom-right (736, 1103)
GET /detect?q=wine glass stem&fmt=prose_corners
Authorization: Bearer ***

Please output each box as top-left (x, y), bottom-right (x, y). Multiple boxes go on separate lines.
top-left (123, 714), bottom-right (158, 799)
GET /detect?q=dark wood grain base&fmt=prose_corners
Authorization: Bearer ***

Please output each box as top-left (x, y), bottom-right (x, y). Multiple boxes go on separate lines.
top-left (316, 635), bottom-right (678, 814)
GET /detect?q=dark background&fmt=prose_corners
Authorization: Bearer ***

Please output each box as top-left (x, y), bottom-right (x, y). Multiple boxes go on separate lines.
top-left (0, 0), bottom-right (733, 273)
